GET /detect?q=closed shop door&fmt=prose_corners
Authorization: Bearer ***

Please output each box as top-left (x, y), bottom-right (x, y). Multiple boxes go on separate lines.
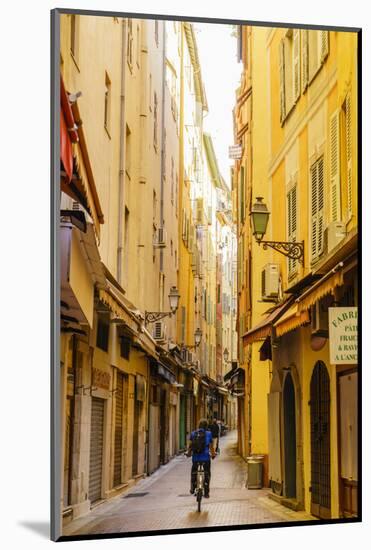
top-left (114, 373), bottom-right (124, 487)
top-left (179, 395), bottom-right (186, 449)
top-left (310, 361), bottom-right (331, 518)
top-left (268, 391), bottom-right (282, 495)
top-left (338, 371), bottom-right (358, 517)
top-left (89, 397), bottom-right (105, 504)
top-left (148, 404), bottom-right (160, 474)
top-left (63, 397), bottom-right (73, 507)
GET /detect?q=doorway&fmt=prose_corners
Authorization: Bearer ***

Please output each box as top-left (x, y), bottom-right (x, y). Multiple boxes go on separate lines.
top-left (310, 361), bottom-right (331, 518)
top-left (283, 372), bottom-right (296, 498)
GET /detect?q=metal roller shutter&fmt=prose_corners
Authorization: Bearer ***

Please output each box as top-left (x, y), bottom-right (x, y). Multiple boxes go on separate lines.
top-left (114, 373), bottom-right (124, 487)
top-left (89, 397), bottom-right (105, 504)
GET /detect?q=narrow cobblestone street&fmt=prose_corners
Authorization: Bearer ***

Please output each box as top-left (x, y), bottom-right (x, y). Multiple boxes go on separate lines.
top-left (63, 431), bottom-right (316, 536)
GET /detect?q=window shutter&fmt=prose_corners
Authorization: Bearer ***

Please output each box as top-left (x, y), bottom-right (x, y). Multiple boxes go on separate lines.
top-left (320, 30), bottom-right (329, 62)
top-left (240, 166), bottom-right (245, 223)
top-left (317, 157), bottom-right (325, 256)
top-left (181, 306), bottom-right (186, 343)
top-left (293, 30), bottom-right (301, 102)
top-left (310, 157), bottom-right (324, 261)
top-left (279, 39), bottom-right (286, 123)
top-left (302, 30), bottom-right (309, 92)
top-left (345, 95), bottom-right (352, 215)
top-left (329, 111), bottom-right (341, 222)
top-left (287, 184), bottom-right (298, 274)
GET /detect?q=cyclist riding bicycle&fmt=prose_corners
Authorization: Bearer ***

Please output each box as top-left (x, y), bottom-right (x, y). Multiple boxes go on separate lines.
top-left (187, 418), bottom-right (216, 498)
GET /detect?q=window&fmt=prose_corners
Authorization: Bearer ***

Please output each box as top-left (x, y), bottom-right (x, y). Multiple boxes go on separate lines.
top-left (153, 92), bottom-right (158, 150)
top-left (307, 30), bottom-right (329, 84)
top-left (287, 183), bottom-right (298, 275)
top-left (181, 306), bottom-right (186, 344)
top-left (124, 207), bottom-right (129, 282)
top-left (279, 29), bottom-right (300, 124)
top-left (342, 94), bottom-right (352, 217)
top-left (127, 19), bottom-right (133, 68)
top-left (120, 337), bottom-right (130, 360)
top-left (310, 156), bottom-right (325, 262)
top-left (329, 110), bottom-right (341, 222)
top-left (104, 72), bottom-right (111, 135)
top-left (96, 318), bottom-right (109, 352)
top-left (239, 166), bottom-right (245, 224)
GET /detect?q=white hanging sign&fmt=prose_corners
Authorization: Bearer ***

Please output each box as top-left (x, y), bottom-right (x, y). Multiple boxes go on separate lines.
top-left (328, 307), bottom-right (358, 365)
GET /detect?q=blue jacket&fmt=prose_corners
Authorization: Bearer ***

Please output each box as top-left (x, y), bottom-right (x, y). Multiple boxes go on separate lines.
top-left (190, 429), bottom-right (212, 462)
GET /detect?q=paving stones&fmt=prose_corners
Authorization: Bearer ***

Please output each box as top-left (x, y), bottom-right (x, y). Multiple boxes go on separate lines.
top-left (63, 431), bottom-right (317, 537)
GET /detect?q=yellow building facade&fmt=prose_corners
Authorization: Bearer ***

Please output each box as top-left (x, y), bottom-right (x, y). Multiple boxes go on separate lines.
top-left (235, 25), bottom-right (358, 517)
top-left (58, 14), bottom-right (233, 534)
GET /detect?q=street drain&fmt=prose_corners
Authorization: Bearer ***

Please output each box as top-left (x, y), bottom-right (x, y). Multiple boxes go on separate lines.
top-left (178, 494), bottom-right (191, 497)
top-left (124, 492), bottom-right (149, 498)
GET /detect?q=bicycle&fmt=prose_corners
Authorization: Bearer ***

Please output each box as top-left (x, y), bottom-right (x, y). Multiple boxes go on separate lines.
top-left (195, 462), bottom-right (205, 512)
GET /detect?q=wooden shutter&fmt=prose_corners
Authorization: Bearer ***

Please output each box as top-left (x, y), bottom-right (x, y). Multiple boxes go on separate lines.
top-left (240, 166), bottom-right (245, 223)
top-left (320, 30), bottom-right (329, 62)
top-left (279, 39), bottom-right (286, 123)
top-left (287, 184), bottom-right (298, 274)
top-left (329, 111), bottom-right (341, 222)
top-left (293, 29), bottom-right (301, 102)
top-left (302, 30), bottom-right (309, 92)
top-left (310, 157), bottom-right (325, 261)
top-left (345, 95), bottom-right (352, 215)
top-left (181, 306), bottom-right (186, 343)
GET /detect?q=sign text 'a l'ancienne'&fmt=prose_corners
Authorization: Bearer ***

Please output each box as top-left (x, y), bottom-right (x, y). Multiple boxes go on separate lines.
top-left (328, 307), bottom-right (358, 365)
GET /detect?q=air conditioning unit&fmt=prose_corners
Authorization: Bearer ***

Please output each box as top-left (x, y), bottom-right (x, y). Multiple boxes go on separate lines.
top-left (153, 227), bottom-right (167, 248)
top-left (261, 263), bottom-right (280, 301)
top-left (153, 321), bottom-right (167, 343)
top-left (311, 301), bottom-right (328, 336)
top-left (181, 348), bottom-right (188, 363)
top-left (325, 221), bottom-right (346, 253)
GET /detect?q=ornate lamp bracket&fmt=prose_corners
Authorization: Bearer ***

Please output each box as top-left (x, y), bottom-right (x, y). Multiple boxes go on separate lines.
top-left (259, 240), bottom-right (304, 265)
top-left (144, 311), bottom-right (173, 324)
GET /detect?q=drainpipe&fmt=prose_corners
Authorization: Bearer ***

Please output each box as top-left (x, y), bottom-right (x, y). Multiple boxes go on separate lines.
top-left (117, 19), bottom-right (127, 285)
top-left (159, 21), bottom-right (166, 274)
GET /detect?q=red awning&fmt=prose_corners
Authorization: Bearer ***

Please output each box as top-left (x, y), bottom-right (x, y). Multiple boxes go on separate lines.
top-left (60, 76), bottom-right (78, 182)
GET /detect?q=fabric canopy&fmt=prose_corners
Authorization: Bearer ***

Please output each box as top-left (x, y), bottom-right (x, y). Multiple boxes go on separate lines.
top-left (274, 305), bottom-right (310, 337)
top-left (296, 269), bottom-right (343, 312)
top-left (242, 298), bottom-right (294, 344)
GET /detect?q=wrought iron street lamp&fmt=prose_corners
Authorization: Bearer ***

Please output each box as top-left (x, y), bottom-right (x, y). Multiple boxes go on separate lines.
top-left (183, 328), bottom-right (203, 352)
top-left (145, 286), bottom-right (180, 324)
top-left (250, 197), bottom-right (304, 264)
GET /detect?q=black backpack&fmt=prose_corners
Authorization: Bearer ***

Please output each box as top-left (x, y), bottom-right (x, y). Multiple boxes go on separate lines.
top-left (191, 429), bottom-right (206, 454)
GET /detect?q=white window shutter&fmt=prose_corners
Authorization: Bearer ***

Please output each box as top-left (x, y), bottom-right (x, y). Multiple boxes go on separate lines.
top-left (320, 30), bottom-right (329, 62)
top-left (293, 30), bottom-right (301, 102)
top-left (329, 111), bottom-right (341, 222)
top-left (345, 95), bottom-right (352, 215)
top-left (302, 30), bottom-right (309, 92)
top-left (279, 39), bottom-right (286, 124)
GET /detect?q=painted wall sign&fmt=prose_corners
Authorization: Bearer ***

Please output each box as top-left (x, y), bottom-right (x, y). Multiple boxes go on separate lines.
top-left (92, 367), bottom-right (111, 390)
top-left (328, 307), bottom-right (358, 364)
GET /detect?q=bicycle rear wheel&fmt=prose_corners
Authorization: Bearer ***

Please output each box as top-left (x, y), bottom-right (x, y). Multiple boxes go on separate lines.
top-left (196, 490), bottom-right (202, 512)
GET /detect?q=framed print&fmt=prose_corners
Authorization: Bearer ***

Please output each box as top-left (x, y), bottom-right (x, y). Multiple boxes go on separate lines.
top-left (51, 7), bottom-right (361, 542)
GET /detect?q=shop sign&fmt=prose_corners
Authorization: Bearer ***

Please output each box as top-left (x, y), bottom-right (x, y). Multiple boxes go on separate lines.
top-left (329, 307), bottom-right (358, 364)
top-left (92, 367), bottom-right (111, 390)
